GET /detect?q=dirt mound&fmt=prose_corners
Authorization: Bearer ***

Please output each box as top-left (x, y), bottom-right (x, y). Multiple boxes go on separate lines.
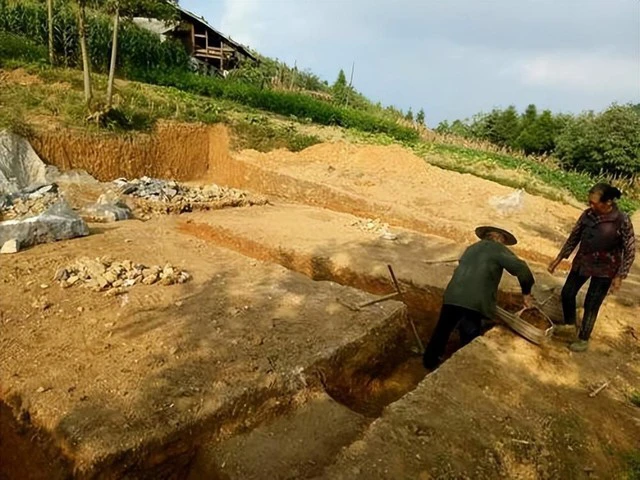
top-left (233, 141), bottom-right (584, 262)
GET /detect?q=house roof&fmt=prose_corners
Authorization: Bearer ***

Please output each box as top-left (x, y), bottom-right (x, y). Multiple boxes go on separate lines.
top-left (175, 4), bottom-right (257, 61)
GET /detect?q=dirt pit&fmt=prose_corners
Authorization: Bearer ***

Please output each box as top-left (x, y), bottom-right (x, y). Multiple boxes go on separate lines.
top-left (0, 214), bottom-right (437, 479)
top-left (2, 130), bottom-right (639, 479)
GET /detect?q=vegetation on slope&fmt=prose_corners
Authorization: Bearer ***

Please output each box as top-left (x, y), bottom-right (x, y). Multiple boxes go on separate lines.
top-left (436, 103), bottom-right (640, 181)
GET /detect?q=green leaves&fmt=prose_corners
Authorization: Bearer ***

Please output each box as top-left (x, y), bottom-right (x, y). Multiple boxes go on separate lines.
top-left (555, 105), bottom-right (640, 180)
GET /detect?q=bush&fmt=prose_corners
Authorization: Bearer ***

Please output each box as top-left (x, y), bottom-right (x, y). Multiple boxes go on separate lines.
top-left (555, 105), bottom-right (640, 180)
top-left (0, 31), bottom-right (47, 65)
top-left (134, 69), bottom-right (420, 142)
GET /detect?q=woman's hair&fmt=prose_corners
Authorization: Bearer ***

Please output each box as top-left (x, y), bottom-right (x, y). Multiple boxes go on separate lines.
top-left (589, 183), bottom-right (622, 202)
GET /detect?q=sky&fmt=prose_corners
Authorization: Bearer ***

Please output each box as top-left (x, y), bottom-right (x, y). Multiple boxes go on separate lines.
top-left (180, 0), bottom-right (640, 126)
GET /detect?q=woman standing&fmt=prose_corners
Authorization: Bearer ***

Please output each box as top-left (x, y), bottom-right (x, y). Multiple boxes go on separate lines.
top-left (549, 183), bottom-right (636, 352)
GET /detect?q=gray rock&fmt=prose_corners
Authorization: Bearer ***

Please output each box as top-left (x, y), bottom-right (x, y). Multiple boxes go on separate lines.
top-left (0, 131), bottom-right (48, 195)
top-left (47, 168), bottom-right (99, 186)
top-left (0, 238), bottom-right (19, 254)
top-left (0, 200), bottom-right (89, 249)
top-left (82, 194), bottom-right (132, 223)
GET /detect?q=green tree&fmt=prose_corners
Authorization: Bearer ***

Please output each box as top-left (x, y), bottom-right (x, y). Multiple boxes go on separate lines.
top-left (491, 106), bottom-right (522, 148)
top-left (405, 108), bottom-right (414, 122)
top-left (556, 104), bottom-right (640, 179)
top-left (47, 0), bottom-right (54, 64)
top-left (520, 104), bottom-right (538, 130)
top-left (516, 109), bottom-right (559, 155)
top-left (416, 108), bottom-right (426, 126)
top-left (76, 0), bottom-right (92, 105)
top-left (435, 120), bottom-right (450, 133)
top-left (332, 69), bottom-right (349, 105)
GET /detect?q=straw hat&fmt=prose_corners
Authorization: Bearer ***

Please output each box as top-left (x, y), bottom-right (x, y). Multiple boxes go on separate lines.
top-left (475, 226), bottom-right (518, 246)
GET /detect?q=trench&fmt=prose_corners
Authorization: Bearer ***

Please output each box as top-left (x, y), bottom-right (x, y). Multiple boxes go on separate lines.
top-left (0, 300), bottom-right (433, 480)
top-left (168, 218), bottom-right (511, 479)
top-left (1, 124), bottom-right (522, 478)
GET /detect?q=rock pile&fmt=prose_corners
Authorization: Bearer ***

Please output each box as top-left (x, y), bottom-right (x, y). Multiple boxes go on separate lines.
top-left (0, 184), bottom-right (60, 221)
top-left (113, 177), bottom-right (267, 216)
top-left (0, 200), bottom-right (89, 254)
top-left (81, 192), bottom-right (133, 223)
top-left (55, 257), bottom-right (191, 294)
top-left (351, 218), bottom-right (397, 240)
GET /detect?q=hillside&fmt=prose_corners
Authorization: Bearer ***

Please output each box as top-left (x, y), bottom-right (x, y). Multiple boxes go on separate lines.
top-left (1, 3), bottom-right (640, 480)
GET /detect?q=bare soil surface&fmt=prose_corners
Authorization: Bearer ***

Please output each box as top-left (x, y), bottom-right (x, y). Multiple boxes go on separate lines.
top-left (321, 321), bottom-right (640, 479)
top-left (227, 142), bottom-right (586, 265)
top-left (2, 133), bottom-right (639, 479)
top-left (0, 216), bottom-right (406, 478)
top-left (188, 392), bottom-right (369, 480)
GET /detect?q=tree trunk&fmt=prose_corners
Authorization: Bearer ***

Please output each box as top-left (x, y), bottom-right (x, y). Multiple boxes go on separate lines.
top-left (106, 6), bottom-right (120, 108)
top-left (47, 0), bottom-right (54, 65)
top-left (77, 1), bottom-right (92, 106)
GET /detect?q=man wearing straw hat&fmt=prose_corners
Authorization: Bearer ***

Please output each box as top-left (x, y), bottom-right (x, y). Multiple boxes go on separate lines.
top-left (423, 226), bottom-right (535, 369)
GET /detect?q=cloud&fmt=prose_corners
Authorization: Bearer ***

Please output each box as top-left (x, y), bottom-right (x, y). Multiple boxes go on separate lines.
top-left (219, 0), bottom-right (264, 48)
top-left (507, 51), bottom-right (640, 95)
top-left (181, 0), bottom-right (640, 122)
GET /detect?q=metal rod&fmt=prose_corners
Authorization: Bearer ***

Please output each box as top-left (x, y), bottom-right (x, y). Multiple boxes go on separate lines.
top-left (357, 292), bottom-right (399, 309)
top-left (387, 265), bottom-right (425, 353)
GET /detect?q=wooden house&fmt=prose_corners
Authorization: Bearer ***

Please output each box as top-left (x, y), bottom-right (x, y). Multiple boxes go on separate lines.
top-left (135, 5), bottom-right (257, 75)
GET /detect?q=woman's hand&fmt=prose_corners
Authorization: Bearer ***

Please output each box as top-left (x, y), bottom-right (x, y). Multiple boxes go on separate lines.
top-left (548, 257), bottom-right (562, 274)
top-left (609, 277), bottom-right (623, 294)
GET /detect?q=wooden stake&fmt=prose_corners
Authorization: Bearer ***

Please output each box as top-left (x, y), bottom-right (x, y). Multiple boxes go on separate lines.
top-left (388, 265), bottom-right (425, 353)
top-left (589, 381), bottom-right (609, 398)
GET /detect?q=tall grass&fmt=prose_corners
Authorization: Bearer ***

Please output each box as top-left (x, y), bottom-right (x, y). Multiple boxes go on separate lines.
top-left (132, 68), bottom-right (420, 142)
top-left (0, 0), bottom-right (190, 72)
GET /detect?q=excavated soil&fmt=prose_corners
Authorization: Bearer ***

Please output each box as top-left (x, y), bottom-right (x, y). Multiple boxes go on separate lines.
top-left (30, 123), bottom-right (230, 182)
top-left (214, 142), bottom-right (586, 267)
top-left (520, 308), bottom-right (553, 330)
top-left (2, 128), bottom-right (639, 479)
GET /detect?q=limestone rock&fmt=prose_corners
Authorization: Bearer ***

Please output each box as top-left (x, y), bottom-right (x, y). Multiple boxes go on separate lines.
top-left (0, 238), bottom-right (19, 254)
top-left (0, 130), bottom-right (47, 195)
top-left (0, 200), bottom-right (89, 249)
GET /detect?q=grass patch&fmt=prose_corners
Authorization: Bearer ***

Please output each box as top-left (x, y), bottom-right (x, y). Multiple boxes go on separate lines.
top-left (0, 64), bottom-right (227, 133)
top-left (624, 451), bottom-right (640, 480)
top-left (230, 114), bottom-right (321, 153)
top-left (133, 68), bottom-right (420, 143)
top-left (630, 391), bottom-right (640, 408)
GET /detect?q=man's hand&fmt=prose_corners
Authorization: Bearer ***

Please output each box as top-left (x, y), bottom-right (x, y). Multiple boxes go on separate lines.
top-left (523, 294), bottom-right (535, 309)
top-left (609, 277), bottom-right (623, 295)
top-left (548, 258), bottom-right (562, 274)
